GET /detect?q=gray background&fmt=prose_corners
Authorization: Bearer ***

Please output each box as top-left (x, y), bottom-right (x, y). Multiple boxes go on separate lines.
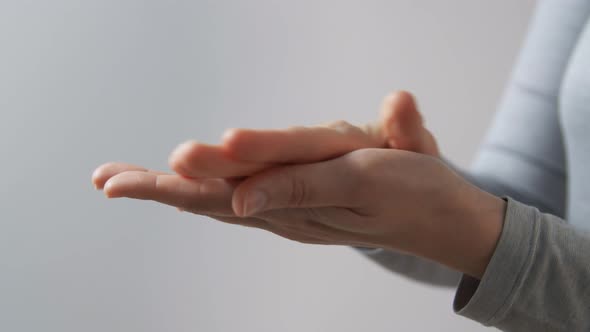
top-left (0, 1), bottom-right (535, 331)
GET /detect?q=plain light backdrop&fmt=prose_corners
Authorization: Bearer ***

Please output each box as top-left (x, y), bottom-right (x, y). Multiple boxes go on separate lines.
top-left (0, 1), bottom-right (535, 331)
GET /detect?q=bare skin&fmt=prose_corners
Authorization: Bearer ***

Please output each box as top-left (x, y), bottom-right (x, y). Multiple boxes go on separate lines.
top-left (92, 91), bottom-right (504, 279)
top-left (92, 91), bottom-right (437, 228)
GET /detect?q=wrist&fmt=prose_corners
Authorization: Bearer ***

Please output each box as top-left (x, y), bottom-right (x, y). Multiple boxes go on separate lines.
top-left (445, 189), bottom-right (506, 278)
top-left (461, 192), bottom-right (506, 278)
top-left (405, 186), bottom-right (506, 279)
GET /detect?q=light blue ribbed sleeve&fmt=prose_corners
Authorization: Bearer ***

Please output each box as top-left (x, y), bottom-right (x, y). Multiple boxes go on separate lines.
top-left (355, 0), bottom-right (590, 293)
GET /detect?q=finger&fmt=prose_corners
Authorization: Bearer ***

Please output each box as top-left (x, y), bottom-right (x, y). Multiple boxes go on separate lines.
top-left (231, 154), bottom-right (361, 217)
top-left (168, 140), bottom-right (275, 178)
top-left (221, 120), bottom-right (387, 164)
top-left (380, 91), bottom-right (439, 156)
top-left (92, 162), bottom-right (169, 190)
top-left (104, 171), bottom-right (236, 216)
top-left (380, 91), bottom-right (422, 148)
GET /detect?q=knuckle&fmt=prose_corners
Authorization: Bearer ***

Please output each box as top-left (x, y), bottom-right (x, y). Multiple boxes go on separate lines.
top-left (186, 181), bottom-right (205, 208)
top-left (286, 125), bottom-right (310, 134)
top-left (329, 120), bottom-right (360, 135)
top-left (346, 149), bottom-right (382, 173)
top-left (288, 173), bottom-right (308, 207)
top-left (342, 149), bottom-right (390, 193)
top-left (153, 174), bottom-right (162, 192)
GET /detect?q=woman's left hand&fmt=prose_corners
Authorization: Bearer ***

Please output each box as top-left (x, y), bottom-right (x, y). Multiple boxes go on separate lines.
top-left (228, 148), bottom-right (505, 279)
top-left (94, 148), bottom-right (505, 278)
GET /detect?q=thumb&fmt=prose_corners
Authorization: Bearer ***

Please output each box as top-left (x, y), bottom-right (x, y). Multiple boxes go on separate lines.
top-left (232, 156), bottom-right (360, 217)
top-left (380, 91), bottom-right (440, 157)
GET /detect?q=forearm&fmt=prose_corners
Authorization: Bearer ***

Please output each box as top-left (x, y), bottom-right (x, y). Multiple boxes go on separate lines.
top-left (369, 184), bottom-right (590, 329)
top-left (354, 165), bottom-right (507, 286)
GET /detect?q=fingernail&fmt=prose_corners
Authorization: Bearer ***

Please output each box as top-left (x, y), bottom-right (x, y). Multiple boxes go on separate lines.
top-left (243, 190), bottom-right (268, 216)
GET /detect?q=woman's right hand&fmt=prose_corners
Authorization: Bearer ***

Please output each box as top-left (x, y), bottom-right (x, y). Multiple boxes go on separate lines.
top-left (166, 90), bottom-right (440, 180)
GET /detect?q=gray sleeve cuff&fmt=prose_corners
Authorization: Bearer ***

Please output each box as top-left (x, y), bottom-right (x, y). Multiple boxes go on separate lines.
top-left (453, 196), bottom-right (539, 325)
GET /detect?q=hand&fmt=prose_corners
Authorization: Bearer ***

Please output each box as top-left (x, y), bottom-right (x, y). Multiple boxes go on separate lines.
top-left (92, 91), bottom-right (506, 278)
top-left (227, 148), bottom-right (505, 279)
top-left (92, 91), bottom-right (432, 214)
top-left (166, 91), bottom-right (439, 179)
top-left (91, 90), bottom-right (444, 240)
top-left (91, 91), bottom-right (424, 234)
top-left (91, 90), bottom-right (437, 225)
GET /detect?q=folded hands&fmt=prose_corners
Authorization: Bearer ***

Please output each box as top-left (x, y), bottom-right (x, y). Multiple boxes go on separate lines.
top-left (92, 91), bottom-right (505, 279)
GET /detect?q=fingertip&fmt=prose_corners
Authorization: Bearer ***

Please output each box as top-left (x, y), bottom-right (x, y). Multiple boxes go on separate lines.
top-left (91, 169), bottom-right (101, 190)
top-left (221, 128), bottom-right (240, 144)
top-left (382, 90), bottom-right (416, 112)
top-left (103, 179), bottom-right (116, 198)
top-left (169, 140), bottom-right (199, 160)
top-left (395, 90), bottom-right (415, 101)
top-left (91, 164), bottom-right (110, 190)
top-left (221, 128), bottom-right (252, 160)
top-left (102, 172), bottom-right (132, 199)
top-left (168, 140), bottom-right (199, 175)
top-left (168, 157), bottom-right (188, 177)
top-left (390, 93), bottom-right (422, 130)
top-left (381, 91), bottom-right (407, 125)
top-left (220, 128), bottom-right (241, 158)
top-left (170, 140), bottom-right (251, 178)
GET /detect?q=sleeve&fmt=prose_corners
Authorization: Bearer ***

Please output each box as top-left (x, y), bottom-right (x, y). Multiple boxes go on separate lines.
top-left (453, 197), bottom-right (590, 331)
top-left (353, 0), bottom-right (590, 288)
